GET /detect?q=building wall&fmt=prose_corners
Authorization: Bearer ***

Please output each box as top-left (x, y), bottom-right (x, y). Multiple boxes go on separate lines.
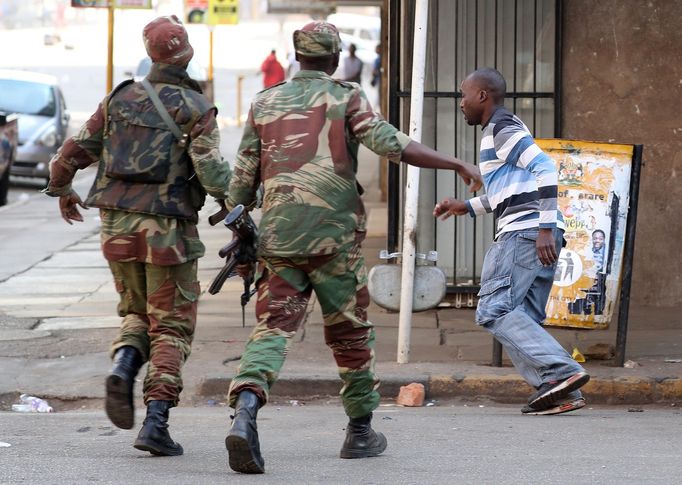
top-left (562, 0), bottom-right (682, 306)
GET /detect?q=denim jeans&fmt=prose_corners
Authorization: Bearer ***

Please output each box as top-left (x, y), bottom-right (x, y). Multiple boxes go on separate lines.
top-left (476, 228), bottom-right (585, 390)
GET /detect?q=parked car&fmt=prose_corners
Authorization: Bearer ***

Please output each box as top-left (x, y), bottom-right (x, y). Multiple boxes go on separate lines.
top-left (0, 69), bottom-right (70, 184)
top-left (332, 36), bottom-right (379, 89)
top-left (0, 111), bottom-right (18, 206)
top-left (327, 12), bottom-right (381, 55)
top-left (126, 57), bottom-right (213, 102)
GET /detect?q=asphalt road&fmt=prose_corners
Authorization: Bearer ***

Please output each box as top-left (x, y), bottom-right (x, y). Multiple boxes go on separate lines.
top-left (0, 403), bottom-right (680, 484)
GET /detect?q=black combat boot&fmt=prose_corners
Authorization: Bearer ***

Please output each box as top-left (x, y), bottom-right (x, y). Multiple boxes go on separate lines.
top-left (225, 390), bottom-right (264, 474)
top-left (339, 413), bottom-right (387, 459)
top-left (105, 346), bottom-right (143, 430)
top-left (133, 400), bottom-right (184, 456)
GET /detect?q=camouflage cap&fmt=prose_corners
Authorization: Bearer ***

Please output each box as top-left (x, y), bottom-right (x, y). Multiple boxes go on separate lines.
top-left (143, 15), bottom-right (194, 67)
top-left (293, 21), bottom-right (341, 57)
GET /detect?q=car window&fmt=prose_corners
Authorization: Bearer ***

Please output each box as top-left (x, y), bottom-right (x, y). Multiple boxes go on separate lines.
top-left (185, 61), bottom-right (206, 81)
top-left (135, 57), bottom-right (205, 82)
top-left (359, 29), bottom-right (378, 41)
top-left (135, 57), bottom-right (153, 77)
top-left (59, 89), bottom-right (67, 112)
top-left (0, 79), bottom-right (56, 117)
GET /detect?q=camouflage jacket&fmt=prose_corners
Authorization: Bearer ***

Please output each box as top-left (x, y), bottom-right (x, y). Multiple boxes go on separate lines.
top-left (46, 63), bottom-right (231, 265)
top-left (227, 69), bottom-right (411, 257)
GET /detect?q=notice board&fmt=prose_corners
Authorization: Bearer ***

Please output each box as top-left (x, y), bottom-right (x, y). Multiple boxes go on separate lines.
top-left (536, 139), bottom-right (639, 330)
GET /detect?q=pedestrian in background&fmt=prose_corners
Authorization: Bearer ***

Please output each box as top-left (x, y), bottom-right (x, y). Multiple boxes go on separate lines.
top-left (342, 43), bottom-right (363, 84)
top-left (260, 49), bottom-right (285, 88)
top-left (222, 21), bottom-right (482, 474)
top-left (434, 67), bottom-right (589, 416)
top-left (370, 43), bottom-right (381, 88)
top-left (44, 15), bottom-right (231, 455)
top-left (370, 43), bottom-right (382, 111)
top-left (286, 48), bottom-right (300, 79)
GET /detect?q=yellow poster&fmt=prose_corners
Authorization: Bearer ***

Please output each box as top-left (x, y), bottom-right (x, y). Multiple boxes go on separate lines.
top-left (71, 0), bottom-right (152, 7)
top-left (207, 0), bottom-right (239, 25)
top-left (115, 0), bottom-right (153, 8)
top-left (537, 139), bottom-right (635, 329)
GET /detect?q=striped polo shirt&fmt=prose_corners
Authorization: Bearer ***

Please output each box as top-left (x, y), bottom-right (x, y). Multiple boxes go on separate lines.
top-left (465, 106), bottom-right (564, 237)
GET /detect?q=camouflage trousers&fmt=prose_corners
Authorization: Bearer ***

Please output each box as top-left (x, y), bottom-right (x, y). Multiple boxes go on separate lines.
top-left (227, 245), bottom-right (380, 418)
top-left (108, 259), bottom-right (199, 406)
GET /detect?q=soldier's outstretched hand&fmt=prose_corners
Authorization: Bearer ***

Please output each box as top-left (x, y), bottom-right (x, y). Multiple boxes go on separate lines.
top-left (457, 163), bottom-right (483, 192)
top-left (433, 197), bottom-right (469, 220)
top-left (59, 192), bottom-right (88, 225)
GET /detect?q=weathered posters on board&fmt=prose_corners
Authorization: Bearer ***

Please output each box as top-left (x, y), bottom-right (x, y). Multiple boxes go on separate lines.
top-left (536, 139), bottom-right (635, 329)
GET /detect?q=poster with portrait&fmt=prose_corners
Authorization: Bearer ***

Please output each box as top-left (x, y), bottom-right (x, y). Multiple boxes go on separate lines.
top-left (536, 139), bottom-right (635, 329)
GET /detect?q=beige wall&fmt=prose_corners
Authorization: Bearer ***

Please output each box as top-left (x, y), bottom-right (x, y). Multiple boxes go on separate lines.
top-left (562, 0), bottom-right (682, 306)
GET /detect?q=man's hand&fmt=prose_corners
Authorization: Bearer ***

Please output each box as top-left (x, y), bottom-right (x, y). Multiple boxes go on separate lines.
top-left (433, 197), bottom-right (469, 220)
top-left (458, 163), bottom-right (483, 192)
top-left (536, 228), bottom-right (558, 266)
top-left (59, 192), bottom-right (88, 225)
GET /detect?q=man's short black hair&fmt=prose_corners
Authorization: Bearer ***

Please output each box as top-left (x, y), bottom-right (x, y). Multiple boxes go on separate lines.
top-left (469, 67), bottom-right (507, 103)
top-left (296, 53), bottom-right (338, 71)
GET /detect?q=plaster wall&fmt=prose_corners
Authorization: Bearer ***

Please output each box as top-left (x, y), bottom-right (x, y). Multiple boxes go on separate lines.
top-left (562, 0), bottom-right (682, 306)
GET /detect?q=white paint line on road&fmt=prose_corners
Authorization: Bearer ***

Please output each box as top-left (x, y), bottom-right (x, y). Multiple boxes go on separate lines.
top-left (38, 316), bottom-right (120, 331)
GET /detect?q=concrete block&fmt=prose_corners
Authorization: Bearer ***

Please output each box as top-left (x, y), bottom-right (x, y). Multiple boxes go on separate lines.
top-left (584, 377), bottom-right (654, 404)
top-left (368, 264), bottom-right (446, 312)
top-left (584, 343), bottom-right (615, 360)
top-left (655, 378), bottom-right (682, 401)
top-left (428, 374), bottom-right (530, 403)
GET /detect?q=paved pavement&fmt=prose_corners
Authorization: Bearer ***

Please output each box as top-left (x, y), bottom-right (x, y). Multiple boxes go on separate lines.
top-left (3, 405), bottom-right (681, 484)
top-left (1, 123), bottom-right (681, 414)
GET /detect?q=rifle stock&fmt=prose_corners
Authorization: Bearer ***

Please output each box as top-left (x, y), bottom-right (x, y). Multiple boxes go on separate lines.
top-left (208, 254), bottom-right (237, 295)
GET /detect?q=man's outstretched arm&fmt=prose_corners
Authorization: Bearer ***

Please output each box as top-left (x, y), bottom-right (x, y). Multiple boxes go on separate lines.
top-left (401, 141), bottom-right (482, 192)
top-left (346, 88), bottom-right (482, 192)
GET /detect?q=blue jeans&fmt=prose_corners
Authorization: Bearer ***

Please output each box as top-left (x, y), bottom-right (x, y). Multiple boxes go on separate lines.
top-left (476, 228), bottom-right (585, 390)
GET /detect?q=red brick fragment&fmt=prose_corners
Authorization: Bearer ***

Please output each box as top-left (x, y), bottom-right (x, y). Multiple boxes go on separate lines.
top-left (396, 382), bottom-right (425, 407)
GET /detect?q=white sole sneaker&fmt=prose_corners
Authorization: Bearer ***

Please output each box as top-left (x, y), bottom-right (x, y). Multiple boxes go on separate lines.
top-left (522, 397), bottom-right (586, 416)
top-left (527, 371), bottom-right (590, 410)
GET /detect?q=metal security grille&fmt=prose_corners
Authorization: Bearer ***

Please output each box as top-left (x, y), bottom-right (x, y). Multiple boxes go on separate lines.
top-left (387, 0), bottom-right (561, 298)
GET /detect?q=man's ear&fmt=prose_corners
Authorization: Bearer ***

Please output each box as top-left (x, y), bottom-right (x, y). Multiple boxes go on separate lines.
top-left (478, 90), bottom-right (488, 103)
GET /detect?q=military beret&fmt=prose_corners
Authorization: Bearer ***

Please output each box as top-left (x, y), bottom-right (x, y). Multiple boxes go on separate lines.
top-left (293, 21), bottom-right (341, 57)
top-left (143, 15), bottom-right (194, 66)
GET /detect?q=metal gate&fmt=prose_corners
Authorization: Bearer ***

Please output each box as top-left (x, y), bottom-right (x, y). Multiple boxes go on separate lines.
top-left (387, 0), bottom-right (562, 298)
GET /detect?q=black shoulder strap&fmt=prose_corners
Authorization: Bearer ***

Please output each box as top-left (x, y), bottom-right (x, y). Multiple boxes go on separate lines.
top-left (103, 79), bottom-right (134, 138)
top-left (141, 79), bottom-right (188, 148)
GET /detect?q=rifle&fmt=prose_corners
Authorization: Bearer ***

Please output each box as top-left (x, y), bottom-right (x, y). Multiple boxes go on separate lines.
top-left (208, 199), bottom-right (229, 226)
top-left (208, 204), bottom-right (258, 327)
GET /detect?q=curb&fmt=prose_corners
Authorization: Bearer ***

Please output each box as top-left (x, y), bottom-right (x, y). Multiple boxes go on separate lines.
top-left (193, 375), bottom-right (682, 406)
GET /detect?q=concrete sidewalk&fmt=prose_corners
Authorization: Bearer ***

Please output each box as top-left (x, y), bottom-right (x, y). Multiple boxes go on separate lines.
top-left (1, 124), bottom-right (681, 412)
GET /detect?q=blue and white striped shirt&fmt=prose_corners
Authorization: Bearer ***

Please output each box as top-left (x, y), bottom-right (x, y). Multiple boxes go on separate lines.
top-left (465, 106), bottom-right (564, 237)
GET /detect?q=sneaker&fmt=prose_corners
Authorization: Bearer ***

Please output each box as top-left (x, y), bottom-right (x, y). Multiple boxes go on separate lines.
top-left (527, 371), bottom-right (590, 410)
top-left (521, 396), bottom-right (586, 415)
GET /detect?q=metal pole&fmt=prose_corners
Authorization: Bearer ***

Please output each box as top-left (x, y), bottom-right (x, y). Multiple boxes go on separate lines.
top-left (614, 144), bottom-right (643, 366)
top-left (387, 0), bottom-right (401, 254)
top-left (397, 0), bottom-right (428, 364)
top-left (236, 75), bottom-right (244, 127)
top-left (492, 339), bottom-right (503, 366)
top-left (208, 27), bottom-right (214, 82)
top-left (106, 3), bottom-right (115, 94)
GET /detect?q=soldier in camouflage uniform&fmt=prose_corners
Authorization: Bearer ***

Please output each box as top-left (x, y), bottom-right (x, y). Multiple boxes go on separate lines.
top-left (44, 16), bottom-right (231, 457)
top-left (223, 21), bottom-right (483, 474)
